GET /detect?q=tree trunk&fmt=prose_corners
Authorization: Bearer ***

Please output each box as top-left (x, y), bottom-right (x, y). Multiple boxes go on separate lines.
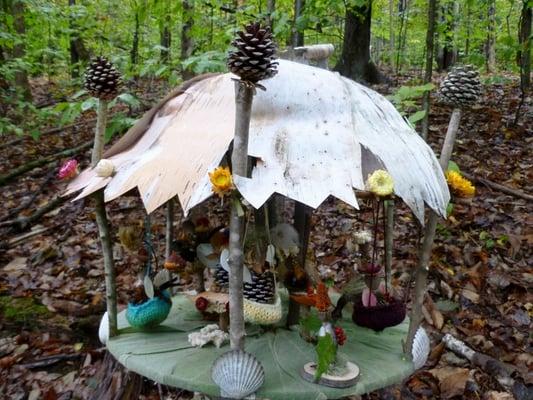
top-left (180, 0), bottom-right (194, 80)
top-left (518, 1), bottom-right (531, 92)
top-left (486, 0), bottom-right (496, 73)
top-left (335, 0), bottom-right (382, 83)
top-left (131, 10), bottom-right (140, 67)
top-left (388, 0), bottom-right (395, 65)
top-left (292, 0), bottom-right (304, 47)
top-left (436, 3), bottom-right (457, 71)
top-left (11, 0), bottom-right (31, 100)
top-left (68, 0), bottom-right (89, 78)
top-left (160, 0), bottom-right (171, 63)
top-left (421, 0), bottom-right (437, 140)
top-left (266, 0), bottom-right (275, 30)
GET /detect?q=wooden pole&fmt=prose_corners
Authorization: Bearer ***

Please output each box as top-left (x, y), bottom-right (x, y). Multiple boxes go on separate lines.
top-left (228, 81), bottom-right (254, 350)
top-left (405, 108), bottom-right (461, 355)
top-left (92, 99), bottom-right (118, 337)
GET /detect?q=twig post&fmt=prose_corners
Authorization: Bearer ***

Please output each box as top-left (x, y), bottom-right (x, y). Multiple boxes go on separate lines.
top-left (405, 107), bottom-right (462, 355)
top-left (384, 199), bottom-right (394, 290)
top-left (228, 82), bottom-right (254, 350)
top-left (92, 99), bottom-right (118, 337)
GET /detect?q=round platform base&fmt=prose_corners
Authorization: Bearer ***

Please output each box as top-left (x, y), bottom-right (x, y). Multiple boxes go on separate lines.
top-left (301, 361), bottom-right (359, 388)
top-left (107, 293), bottom-right (414, 400)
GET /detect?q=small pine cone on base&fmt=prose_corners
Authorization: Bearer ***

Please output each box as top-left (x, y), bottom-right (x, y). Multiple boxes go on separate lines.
top-left (437, 65), bottom-right (481, 108)
top-left (227, 22), bottom-right (278, 84)
top-left (84, 56), bottom-right (121, 100)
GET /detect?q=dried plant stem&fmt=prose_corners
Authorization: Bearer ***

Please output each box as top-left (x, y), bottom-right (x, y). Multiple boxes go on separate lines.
top-left (384, 199), bottom-right (394, 293)
top-left (165, 198), bottom-right (174, 259)
top-left (228, 81), bottom-right (254, 350)
top-left (92, 98), bottom-right (117, 337)
top-left (405, 108), bottom-right (462, 355)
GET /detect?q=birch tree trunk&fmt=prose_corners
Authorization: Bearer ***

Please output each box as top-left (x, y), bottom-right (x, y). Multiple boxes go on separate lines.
top-left (228, 82), bottom-right (254, 350)
top-left (92, 99), bottom-right (118, 337)
top-left (405, 108), bottom-right (462, 355)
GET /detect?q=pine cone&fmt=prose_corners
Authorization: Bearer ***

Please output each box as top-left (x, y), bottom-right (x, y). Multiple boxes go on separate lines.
top-left (84, 56), bottom-right (121, 100)
top-left (227, 22), bottom-right (278, 83)
top-left (214, 266), bottom-right (229, 288)
top-left (244, 271), bottom-right (275, 304)
top-left (437, 65), bottom-right (481, 108)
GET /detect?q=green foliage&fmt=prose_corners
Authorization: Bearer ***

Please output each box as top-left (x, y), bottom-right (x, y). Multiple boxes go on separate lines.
top-left (0, 296), bottom-right (51, 325)
top-left (388, 83), bottom-right (435, 124)
top-left (447, 161), bottom-right (461, 173)
top-left (315, 333), bottom-right (336, 380)
top-left (300, 313), bottom-right (322, 333)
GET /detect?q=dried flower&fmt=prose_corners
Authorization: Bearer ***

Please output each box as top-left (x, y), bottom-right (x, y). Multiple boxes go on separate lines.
top-left (445, 170), bottom-right (475, 198)
top-left (291, 282), bottom-right (332, 312)
top-left (367, 169), bottom-right (394, 197)
top-left (353, 230), bottom-right (372, 244)
top-left (58, 159), bottom-right (79, 180)
top-left (95, 159), bottom-right (115, 177)
top-left (209, 166), bottom-right (234, 197)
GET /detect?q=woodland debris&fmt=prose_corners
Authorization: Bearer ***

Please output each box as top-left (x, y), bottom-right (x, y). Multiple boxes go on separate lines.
top-left (462, 171), bottom-right (533, 202)
top-left (442, 334), bottom-right (530, 400)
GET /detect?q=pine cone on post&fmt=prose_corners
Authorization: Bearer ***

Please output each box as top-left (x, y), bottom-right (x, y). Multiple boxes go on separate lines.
top-left (437, 65), bottom-right (481, 108)
top-left (227, 22), bottom-right (278, 87)
top-left (84, 56), bottom-right (122, 100)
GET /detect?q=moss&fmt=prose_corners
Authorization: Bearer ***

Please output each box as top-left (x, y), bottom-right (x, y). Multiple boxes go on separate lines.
top-left (0, 296), bottom-right (51, 324)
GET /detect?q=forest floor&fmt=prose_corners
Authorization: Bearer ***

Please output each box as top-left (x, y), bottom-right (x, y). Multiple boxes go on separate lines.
top-left (0, 72), bottom-right (531, 400)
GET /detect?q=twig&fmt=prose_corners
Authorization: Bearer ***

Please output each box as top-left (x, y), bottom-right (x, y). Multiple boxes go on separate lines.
top-left (443, 334), bottom-right (530, 399)
top-left (0, 196), bottom-right (69, 231)
top-left (92, 98), bottom-right (118, 337)
top-left (405, 108), bottom-right (462, 355)
top-left (20, 353), bottom-right (82, 369)
top-left (165, 198), bottom-right (174, 259)
top-left (462, 172), bottom-right (533, 202)
top-left (228, 80), bottom-right (254, 350)
top-left (0, 141), bottom-right (93, 186)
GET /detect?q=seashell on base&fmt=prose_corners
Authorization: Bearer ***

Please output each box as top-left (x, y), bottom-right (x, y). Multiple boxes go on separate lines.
top-left (211, 350), bottom-right (265, 399)
top-left (412, 327), bottom-right (430, 369)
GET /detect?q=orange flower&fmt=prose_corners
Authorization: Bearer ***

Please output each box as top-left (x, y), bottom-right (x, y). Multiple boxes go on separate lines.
top-left (209, 166), bottom-right (234, 197)
top-left (291, 282), bottom-right (332, 312)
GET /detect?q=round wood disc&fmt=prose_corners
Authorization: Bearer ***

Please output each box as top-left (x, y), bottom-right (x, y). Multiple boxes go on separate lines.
top-left (301, 361), bottom-right (360, 388)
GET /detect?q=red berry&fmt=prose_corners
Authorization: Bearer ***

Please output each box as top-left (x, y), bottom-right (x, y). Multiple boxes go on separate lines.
top-left (195, 296), bottom-right (208, 312)
top-left (334, 326), bottom-right (346, 345)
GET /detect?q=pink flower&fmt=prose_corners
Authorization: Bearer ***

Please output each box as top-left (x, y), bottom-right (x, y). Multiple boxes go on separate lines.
top-left (58, 159), bottom-right (79, 180)
top-left (362, 288), bottom-right (377, 307)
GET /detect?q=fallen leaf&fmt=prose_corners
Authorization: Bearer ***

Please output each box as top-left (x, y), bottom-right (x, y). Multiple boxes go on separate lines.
top-left (429, 367), bottom-right (470, 399)
top-left (2, 257), bottom-right (27, 272)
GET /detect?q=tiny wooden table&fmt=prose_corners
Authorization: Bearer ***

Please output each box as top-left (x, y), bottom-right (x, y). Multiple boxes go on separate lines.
top-left (107, 295), bottom-right (414, 400)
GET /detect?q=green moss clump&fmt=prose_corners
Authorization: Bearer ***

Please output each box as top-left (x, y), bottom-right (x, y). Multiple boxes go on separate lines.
top-left (0, 296), bottom-right (51, 324)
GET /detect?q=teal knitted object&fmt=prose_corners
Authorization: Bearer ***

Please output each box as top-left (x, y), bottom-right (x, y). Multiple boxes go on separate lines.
top-left (126, 291), bottom-right (172, 328)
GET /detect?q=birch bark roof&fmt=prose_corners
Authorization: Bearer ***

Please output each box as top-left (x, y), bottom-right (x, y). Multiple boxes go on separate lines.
top-left (66, 59), bottom-right (449, 222)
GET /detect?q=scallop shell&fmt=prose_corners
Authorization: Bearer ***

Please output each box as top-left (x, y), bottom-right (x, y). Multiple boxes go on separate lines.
top-left (412, 327), bottom-right (430, 369)
top-left (211, 350), bottom-right (265, 399)
top-left (98, 311), bottom-right (109, 345)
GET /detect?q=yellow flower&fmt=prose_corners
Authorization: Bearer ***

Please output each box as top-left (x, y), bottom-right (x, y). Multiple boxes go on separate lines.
top-left (445, 170), bottom-right (475, 198)
top-left (209, 166), bottom-right (234, 197)
top-left (367, 169), bottom-right (394, 197)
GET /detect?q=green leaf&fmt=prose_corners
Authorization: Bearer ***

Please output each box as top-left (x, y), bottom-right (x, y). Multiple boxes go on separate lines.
top-left (299, 313), bottom-right (322, 333)
top-left (408, 110), bottom-right (426, 124)
top-left (446, 202), bottom-right (454, 217)
top-left (447, 161), bottom-right (461, 173)
top-left (117, 93), bottom-right (141, 108)
top-left (81, 98), bottom-right (97, 112)
top-left (315, 333), bottom-right (336, 380)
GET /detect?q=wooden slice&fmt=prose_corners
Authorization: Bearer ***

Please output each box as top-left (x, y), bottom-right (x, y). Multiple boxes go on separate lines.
top-left (301, 361), bottom-right (360, 388)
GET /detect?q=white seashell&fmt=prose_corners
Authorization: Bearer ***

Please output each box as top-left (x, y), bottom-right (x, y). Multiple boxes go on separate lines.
top-left (98, 311), bottom-right (109, 345)
top-left (220, 248), bottom-right (252, 283)
top-left (412, 327), bottom-right (430, 369)
top-left (95, 159), bottom-right (115, 177)
top-left (211, 350), bottom-right (265, 399)
top-left (197, 243), bottom-right (219, 269)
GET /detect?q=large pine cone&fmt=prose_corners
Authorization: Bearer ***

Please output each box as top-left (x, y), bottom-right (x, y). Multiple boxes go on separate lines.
top-left (438, 65), bottom-right (481, 108)
top-left (227, 22), bottom-right (278, 83)
top-left (244, 271), bottom-right (275, 304)
top-left (84, 56), bottom-right (121, 100)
